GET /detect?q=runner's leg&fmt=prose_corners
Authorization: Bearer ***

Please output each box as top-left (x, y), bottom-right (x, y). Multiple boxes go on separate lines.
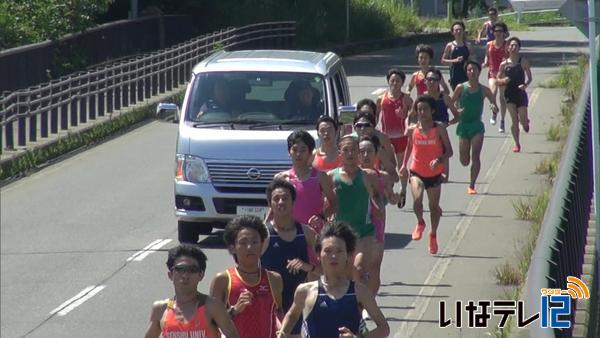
top-left (469, 133), bottom-right (484, 190)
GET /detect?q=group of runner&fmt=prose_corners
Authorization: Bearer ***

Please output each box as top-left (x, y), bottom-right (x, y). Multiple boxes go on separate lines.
top-left (145, 8), bottom-right (534, 338)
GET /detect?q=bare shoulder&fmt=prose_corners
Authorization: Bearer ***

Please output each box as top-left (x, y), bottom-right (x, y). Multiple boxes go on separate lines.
top-left (204, 295), bottom-right (226, 312)
top-left (268, 270), bottom-right (283, 282)
top-left (149, 299), bottom-right (169, 320)
top-left (297, 280), bottom-right (318, 295)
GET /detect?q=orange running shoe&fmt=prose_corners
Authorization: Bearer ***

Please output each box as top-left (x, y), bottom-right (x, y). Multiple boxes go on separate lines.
top-left (512, 144), bottom-right (521, 153)
top-left (428, 232), bottom-right (438, 254)
top-left (467, 186), bottom-right (477, 195)
top-left (412, 219), bottom-right (426, 240)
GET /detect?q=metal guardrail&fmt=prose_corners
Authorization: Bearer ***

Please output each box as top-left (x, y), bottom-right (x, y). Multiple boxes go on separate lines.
top-left (525, 72), bottom-right (595, 338)
top-left (0, 21), bottom-right (296, 154)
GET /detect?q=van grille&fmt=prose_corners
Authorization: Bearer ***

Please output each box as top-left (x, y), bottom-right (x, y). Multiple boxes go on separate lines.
top-left (207, 161), bottom-right (291, 191)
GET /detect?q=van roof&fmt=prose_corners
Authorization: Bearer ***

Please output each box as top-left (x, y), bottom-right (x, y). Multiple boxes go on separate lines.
top-left (192, 50), bottom-right (341, 75)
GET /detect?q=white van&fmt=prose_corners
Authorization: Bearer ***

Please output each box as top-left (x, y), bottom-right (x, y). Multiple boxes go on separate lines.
top-left (171, 49), bottom-right (351, 243)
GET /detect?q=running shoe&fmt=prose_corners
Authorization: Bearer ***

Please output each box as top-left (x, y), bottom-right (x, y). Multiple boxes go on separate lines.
top-left (362, 309), bottom-right (370, 320)
top-left (490, 112), bottom-right (497, 125)
top-left (412, 219), bottom-right (426, 240)
top-left (499, 120), bottom-right (505, 133)
top-left (467, 186), bottom-right (477, 195)
top-left (428, 232), bottom-right (438, 254)
top-left (513, 144), bottom-right (521, 153)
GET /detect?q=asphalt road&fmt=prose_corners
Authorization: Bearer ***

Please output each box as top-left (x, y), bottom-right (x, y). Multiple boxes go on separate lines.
top-left (0, 26), bottom-right (588, 337)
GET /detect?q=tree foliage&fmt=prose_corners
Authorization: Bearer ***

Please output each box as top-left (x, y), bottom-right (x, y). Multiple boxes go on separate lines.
top-left (0, 0), bottom-right (111, 49)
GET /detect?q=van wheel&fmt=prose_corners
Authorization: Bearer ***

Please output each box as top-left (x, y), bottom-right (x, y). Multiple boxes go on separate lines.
top-left (177, 221), bottom-right (213, 243)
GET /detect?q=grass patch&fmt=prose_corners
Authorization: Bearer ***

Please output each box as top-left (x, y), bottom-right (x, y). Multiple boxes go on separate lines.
top-left (546, 124), bottom-right (561, 141)
top-left (495, 262), bottom-right (523, 285)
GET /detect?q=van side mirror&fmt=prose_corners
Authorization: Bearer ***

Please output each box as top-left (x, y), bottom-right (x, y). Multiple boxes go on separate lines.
top-left (156, 102), bottom-right (180, 123)
top-left (338, 105), bottom-right (357, 125)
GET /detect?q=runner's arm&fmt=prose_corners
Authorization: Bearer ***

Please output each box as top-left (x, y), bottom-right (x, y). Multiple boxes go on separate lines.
top-left (407, 72), bottom-right (416, 93)
top-left (319, 171), bottom-right (337, 218)
top-left (356, 283), bottom-right (390, 338)
top-left (277, 283), bottom-right (309, 337)
top-left (440, 77), bottom-right (451, 96)
top-left (144, 301), bottom-right (167, 338)
top-left (496, 62), bottom-right (509, 86)
top-left (441, 43), bottom-right (454, 65)
top-left (523, 58), bottom-right (533, 87)
top-left (209, 272), bottom-right (229, 304)
top-left (301, 224), bottom-right (322, 275)
top-left (207, 297), bottom-right (240, 338)
top-left (450, 84), bottom-right (463, 105)
top-left (483, 43), bottom-right (490, 68)
top-left (400, 128), bottom-right (414, 172)
top-left (436, 125), bottom-right (453, 161)
top-left (484, 86), bottom-right (498, 112)
top-left (268, 271), bottom-right (285, 321)
top-left (382, 172), bottom-right (399, 205)
top-left (378, 132), bottom-right (399, 181)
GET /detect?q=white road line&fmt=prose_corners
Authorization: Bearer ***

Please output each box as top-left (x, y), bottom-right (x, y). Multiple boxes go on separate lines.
top-left (49, 286), bottom-right (95, 315)
top-left (132, 239), bottom-right (172, 262)
top-left (126, 238), bottom-right (165, 261)
top-left (395, 88), bottom-right (542, 337)
top-left (56, 285), bottom-right (106, 316)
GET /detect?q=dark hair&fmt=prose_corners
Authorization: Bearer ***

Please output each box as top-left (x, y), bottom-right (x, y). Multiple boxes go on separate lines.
top-left (266, 179), bottom-right (296, 203)
top-left (356, 98), bottom-right (377, 114)
top-left (426, 67), bottom-right (443, 81)
top-left (488, 7), bottom-right (498, 14)
top-left (413, 95), bottom-right (437, 115)
top-left (223, 215), bottom-right (268, 247)
top-left (451, 21), bottom-right (466, 31)
top-left (353, 110), bottom-right (376, 126)
top-left (287, 130), bottom-right (316, 152)
top-left (358, 134), bottom-right (380, 152)
top-left (315, 221), bottom-right (357, 254)
top-left (464, 60), bottom-right (482, 72)
top-left (338, 134), bottom-right (359, 147)
top-left (493, 22), bottom-right (508, 33)
top-left (166, 244), bottom-right (208, 272)
top-left (386, 68), bottom-right (406, 83)
top-left (415, 44), bottom-right (434, 60)
top-left (507, 36), bottom-right (522, 48)
top-left (316, 115), bottom-right (338, 131)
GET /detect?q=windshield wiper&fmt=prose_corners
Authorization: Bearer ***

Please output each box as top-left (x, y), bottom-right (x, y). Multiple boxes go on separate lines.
top-left (248, 119), bottom-right (315, 129)
top-left (192, 118), bottom-right (262, 128)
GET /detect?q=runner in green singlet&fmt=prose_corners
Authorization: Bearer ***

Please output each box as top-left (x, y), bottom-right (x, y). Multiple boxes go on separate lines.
top-left (451, 61), bottom-right (498, 195)
top-left (327, 135), bottom-right (383, 288)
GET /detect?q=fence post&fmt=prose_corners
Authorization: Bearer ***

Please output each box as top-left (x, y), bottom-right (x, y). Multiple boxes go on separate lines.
top-left (29, 86), bottom-right (40, 142)
top-left (113, 65), bottom-right (122, 111)
top-left (70, 76), bottom-right (79, 127)
top-left (50, 80), bottom-right (59, 134)
top-left (144, 56), bottom-right (152, 99)
top-left (78, 72), bottom-right (88, 124)
top-left (136, 57), bottom-right (145, 102)
top-left (178, 43), bottom-right (186, 86)
top-left (159, 52), bottom-right (166, 94)
top-left (106, 67), bottom-right (114, 114)
top-left (3, 91), bottom-right (15, 150)
top-left (166, 48), bottom-right (173, 92)
top-left (40, 85), bottom-right (50, 138)
top-left (60, 77), bottom-right (69, 130)
top-left (122, 62), bottom-right (130, 108)
top-left (129, 60), bottom-right (137, 105)
top-left (97, 67), bottom-right (106, 117)
top-left (151, 52), bottom-right (159, 96)
top-left (89, 71), bottom-right (97, 120)
top-left (17, 91), bottom-right (27, 146)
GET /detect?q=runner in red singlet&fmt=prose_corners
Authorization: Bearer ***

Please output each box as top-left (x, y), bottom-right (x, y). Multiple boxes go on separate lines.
top-left (144, 244), bottom-right (239, 338)
top-left (313, 115), bottom-right (343, 171)
top-left (210, 215), bottom-right (283, 338)
top-left (483, 22), bottom-right (509, 131)
top-left (376, 68), bottom-right (413, 209)
top-left (408, 44), bottom-right (450, 97)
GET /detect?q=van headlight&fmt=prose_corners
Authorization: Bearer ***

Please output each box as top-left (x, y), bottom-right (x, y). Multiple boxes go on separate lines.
top-left (175, 154), bottom-right (211, 183)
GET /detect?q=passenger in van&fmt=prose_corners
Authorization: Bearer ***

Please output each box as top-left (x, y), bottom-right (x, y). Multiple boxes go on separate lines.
top-left (284, 80), bottom-right (322, 120)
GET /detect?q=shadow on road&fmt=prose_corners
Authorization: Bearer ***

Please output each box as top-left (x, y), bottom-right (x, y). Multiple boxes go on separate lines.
top-left (381, 281), bottom-right (452, 288)
top-left (384, 233), bottom-right (412, 250)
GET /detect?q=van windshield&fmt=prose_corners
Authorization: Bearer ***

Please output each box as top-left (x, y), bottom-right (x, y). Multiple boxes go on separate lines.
top-left (187, 72), bottom-right (326, 124)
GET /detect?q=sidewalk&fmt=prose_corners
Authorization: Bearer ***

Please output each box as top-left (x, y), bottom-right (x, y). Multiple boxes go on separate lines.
top-left (397, 85), bottom-right (565, 337)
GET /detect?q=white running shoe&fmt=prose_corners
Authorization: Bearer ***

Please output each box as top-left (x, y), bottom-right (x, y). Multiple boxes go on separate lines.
top-left (362, 309), bottom-right (370, 320)
top-left (499, 120), bottom-right (505, 133)
top-left (490, 114), bottom-right (497, 125)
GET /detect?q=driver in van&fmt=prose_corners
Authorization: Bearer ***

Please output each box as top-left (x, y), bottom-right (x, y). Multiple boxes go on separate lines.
top-left (284, 80), bottom-right (322, 120)
top-left (200, 78), bottom-right (232, 114)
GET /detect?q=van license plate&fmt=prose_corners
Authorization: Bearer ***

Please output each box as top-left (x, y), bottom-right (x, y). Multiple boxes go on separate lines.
top-left (236, 206), bottom-right (268, 219)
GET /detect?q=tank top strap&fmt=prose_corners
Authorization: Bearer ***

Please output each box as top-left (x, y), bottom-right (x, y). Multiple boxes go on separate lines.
top-left (288, 168), bottom-right (297, 180)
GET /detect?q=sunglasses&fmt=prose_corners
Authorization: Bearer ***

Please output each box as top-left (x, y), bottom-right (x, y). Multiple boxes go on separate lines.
top-left (354, 122), bottom-right (373, 129)
top-left (426, 77), bottom-right (440, 81)
top-left (172, 264), bottom-right (201, 274)
top-left (494, 29), bottom-right (504, 33)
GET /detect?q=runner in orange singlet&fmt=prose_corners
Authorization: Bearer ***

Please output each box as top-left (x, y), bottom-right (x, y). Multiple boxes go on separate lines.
top-left (401, 96), bottom-right (453, 255)
top-left (376, 68), bottom-right (413, 208)
top-left (144, 244), bottom-right (239, 338)
top-left (313, 115), bottom-right (343, 171)
top-left (210, 215), bottom-right (283, 338)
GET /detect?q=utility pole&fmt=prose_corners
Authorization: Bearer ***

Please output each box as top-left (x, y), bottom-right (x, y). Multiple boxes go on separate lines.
top-left (346, 0), bottom-right (350, 44)
top-left (130, 0), bottom-right (138, 19)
